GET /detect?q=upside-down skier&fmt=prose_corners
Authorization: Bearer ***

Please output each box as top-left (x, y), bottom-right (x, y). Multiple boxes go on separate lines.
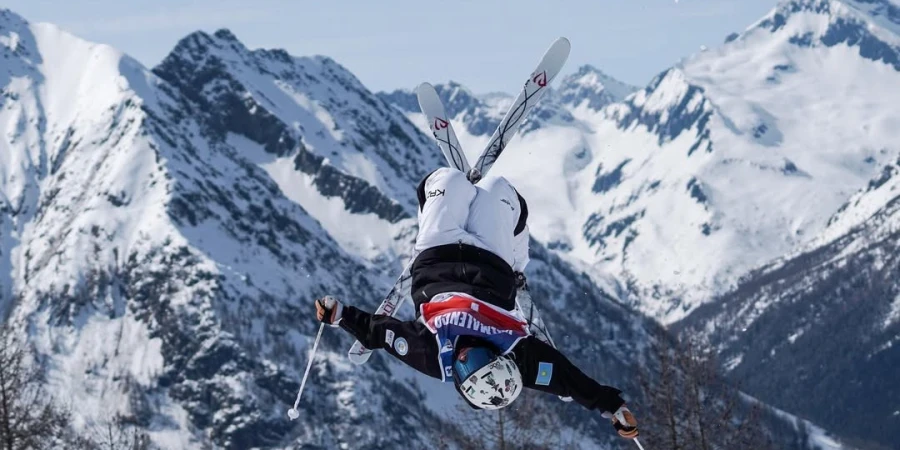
top-left (313, 167), bottom-right (639, 440)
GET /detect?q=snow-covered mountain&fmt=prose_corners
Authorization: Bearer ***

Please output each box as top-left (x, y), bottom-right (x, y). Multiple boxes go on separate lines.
top-left (373, 2), bottom-right (900, 446)
top-left (379, 65), bottom-right (636, 162)
top-left (663, 1), bottom-right (900, 447)
top-left (556, 65), bottom-right (638, 111)
top-left (3, 0), bottom-right (893, 446)
top-left (677, 150), bottom-right (900, 447)
top-left (0, 9), bottom-right (420, 448)
top-left (380, 0), bottom-right (900, 327)
top-left (587, 0), bottom-right (900, 322)
top-left (0, 8), bottom-right (698, 450)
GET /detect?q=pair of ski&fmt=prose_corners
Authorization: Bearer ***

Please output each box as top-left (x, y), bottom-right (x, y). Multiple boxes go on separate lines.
top-left (348, 37), bottom-right (571, 370)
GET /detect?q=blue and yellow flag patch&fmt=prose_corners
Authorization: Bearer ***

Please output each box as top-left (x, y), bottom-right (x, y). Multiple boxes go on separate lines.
top-left (535, 362), bottom-right (553, 386)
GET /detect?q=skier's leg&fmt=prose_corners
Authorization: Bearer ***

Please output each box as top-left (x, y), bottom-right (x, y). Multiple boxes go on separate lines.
top-left (414, 167), bottom-right (478, 253)
top-left (466, 175), bottom-right (530, 273)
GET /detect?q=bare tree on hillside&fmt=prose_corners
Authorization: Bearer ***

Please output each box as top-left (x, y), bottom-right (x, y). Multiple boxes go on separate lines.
top-left (0, 324), bottom-right (70, 450)
top-left (69, 414), bottom-right (153, 450)
top-left (636, 336), bottom-right (772, 450)
top-left (434, 390), bottom-right (578, 450)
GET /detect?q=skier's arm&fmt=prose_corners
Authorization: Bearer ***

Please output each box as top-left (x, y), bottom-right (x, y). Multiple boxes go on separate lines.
top-left (338, 305), bottom-right (443, 380)
top-left (513, 336), bottom-right (625, 413)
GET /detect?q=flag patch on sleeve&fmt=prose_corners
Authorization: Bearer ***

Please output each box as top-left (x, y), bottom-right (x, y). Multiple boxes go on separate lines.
top-left (535, 362), bottom-right (553, 386)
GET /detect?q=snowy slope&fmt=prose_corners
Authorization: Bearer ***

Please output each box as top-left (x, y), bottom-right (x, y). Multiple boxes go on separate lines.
top-left (379, 0), bottom-right (900, 325)
top-left (0, 10), bottom-right (455, 449)
top-left (670, 4), bottom-right (900, 443)
top-left (0, 4), bottom-right (873, 448)
top-left (375, 4), bottom-right (899, 444)
top-left (678, 154), bottom-right (900, 446)
top-left (0, 9), bottom-right (684, 450)
top-left (152, 29), bottom-right (447, 262)
top-left (571, 0), bottom-right (900, 323)
top-left (651, 2), bottom-right (900, 446)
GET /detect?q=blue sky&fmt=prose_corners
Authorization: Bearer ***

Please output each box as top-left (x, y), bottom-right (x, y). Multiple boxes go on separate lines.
top-left (6, 0), bottom-right (777, 93)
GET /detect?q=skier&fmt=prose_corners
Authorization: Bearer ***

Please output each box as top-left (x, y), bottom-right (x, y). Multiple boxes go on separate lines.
top-left (314, 167), bottom-right (639, 440)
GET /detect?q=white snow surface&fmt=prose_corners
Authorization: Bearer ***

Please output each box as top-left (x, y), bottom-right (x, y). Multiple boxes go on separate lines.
top-left (755, 393), bottom-right (847, 450)
top-left (0, 9), bottom-right (641, 449)
top-left (886, 293), bottom-right (900, 328)
top-left (2, 1), bottom-right (894, 447)
top-left (0, 13), bottom-right (206, 443)
top-left (396, 0), bottom-right (900, 323)
top-left (0, 10), bottom-right (417, 447)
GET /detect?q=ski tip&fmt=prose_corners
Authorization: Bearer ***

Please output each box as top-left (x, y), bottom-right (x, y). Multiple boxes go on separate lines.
top-left (415, 82), bottom-right (435, 94)
top-left (551, 36), bottom-right (571, 56)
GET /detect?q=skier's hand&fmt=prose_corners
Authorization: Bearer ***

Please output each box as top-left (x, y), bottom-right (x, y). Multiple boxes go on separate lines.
top-left (315, 296), bottom-right (343, 326)
top-left (611, 405), bottom-right (638, 439)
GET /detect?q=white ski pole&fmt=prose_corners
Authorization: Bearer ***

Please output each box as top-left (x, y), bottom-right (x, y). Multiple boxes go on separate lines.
top-left (287, 322), bottom-right (325, 420)
top-left (633, 437), bottom-right (646, 450)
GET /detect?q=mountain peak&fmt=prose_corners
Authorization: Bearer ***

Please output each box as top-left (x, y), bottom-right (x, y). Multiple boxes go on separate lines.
top-left (760, 0), bottom-right (900, 35)
top-left (743, 0), bottom-right (900, 71)
top-left (212, 28), bottom-right (239, 42)
top-left (167, 28), bottom-right (253, 65)
top-left (434, 81), bottom-right (479, 110)
top-left (571, 63), bottom-right (618, 80)
top-left (557, 65), bottom-right (637, 110)
top-left (0, 7), bottom-right (22, 22)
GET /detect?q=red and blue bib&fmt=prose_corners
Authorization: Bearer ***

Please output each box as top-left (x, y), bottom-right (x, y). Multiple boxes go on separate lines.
top-left (420, 293), bottom-right (529, 382)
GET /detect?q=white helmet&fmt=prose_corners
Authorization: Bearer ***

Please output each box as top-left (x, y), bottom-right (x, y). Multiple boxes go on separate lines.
top-left (452, 346), bottom-right (523, 409)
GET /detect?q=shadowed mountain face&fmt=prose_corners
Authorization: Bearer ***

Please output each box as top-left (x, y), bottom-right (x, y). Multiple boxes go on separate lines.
top-left (152, 29), bottom-right (443, 223)
top-left (678, 153), bottom-right (900, 447)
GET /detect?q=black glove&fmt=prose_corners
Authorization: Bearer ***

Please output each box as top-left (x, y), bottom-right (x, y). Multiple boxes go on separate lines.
top-left (514, 271), bottom-right (528, 289)
top-left (611, 405), bottom-right (638, 439)
top-left (315, 296), bottom-right (343, 326)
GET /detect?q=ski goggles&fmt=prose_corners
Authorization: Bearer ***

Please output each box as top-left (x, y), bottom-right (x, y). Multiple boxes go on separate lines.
top-left (451, 346), bottom-right (496, 386)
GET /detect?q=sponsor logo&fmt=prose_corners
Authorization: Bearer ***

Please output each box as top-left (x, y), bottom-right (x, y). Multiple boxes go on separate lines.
top-left (394, 337), bottom-right (409, 356)
top-left (535, 362), bottom-right (553, 386)
top-left (432, 311), bottom-right (515, 336)
top-left (445, 366), bottom-right (454, 379)
top-left (427, 189), bottom-right (445, 198)
top-left (434, 118), bottom-right (449, 130)
top-left (482, 372), bottom-right (500, 391)
top-left (533, 71), bottom-right (548, 87)
top-left (385, 329), bottom-right (395, 347)
top-left (500, 198), bottom-right (515, 211)
top-left (440, 339), bottom-right (453, 354)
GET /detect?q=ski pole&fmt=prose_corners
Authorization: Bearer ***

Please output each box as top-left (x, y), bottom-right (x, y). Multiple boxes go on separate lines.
top-left (633, 437), bottom-right (646, 450)
top-left (287, 322), bottom-right (325, 420)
